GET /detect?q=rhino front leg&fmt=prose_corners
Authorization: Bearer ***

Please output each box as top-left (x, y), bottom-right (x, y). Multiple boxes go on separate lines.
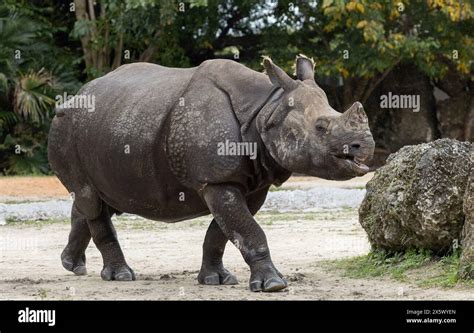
top-left (203, 184), bottom-right (287, 292)
top-left (87, 203), bottom-right (136, 281)
top-left (198, 219), bottom-right (238, 285)
top-left (61, 203), bottom-right (91, 275)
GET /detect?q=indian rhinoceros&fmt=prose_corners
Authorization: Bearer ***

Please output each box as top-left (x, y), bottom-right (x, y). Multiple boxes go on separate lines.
top-left (48, 55), bottom-right (375, 292)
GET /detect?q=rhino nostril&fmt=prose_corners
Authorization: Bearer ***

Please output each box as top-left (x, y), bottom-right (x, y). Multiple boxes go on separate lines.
top-left (351, 143), bottom-right (361, 149)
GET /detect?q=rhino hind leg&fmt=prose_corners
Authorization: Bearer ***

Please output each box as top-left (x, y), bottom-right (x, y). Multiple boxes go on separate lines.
top-left (61, 202), bottom-right (91, 276)
top-left (197, 219), bottom-right (238, 285)
top-left (86, 202), bottom-right (136, 281)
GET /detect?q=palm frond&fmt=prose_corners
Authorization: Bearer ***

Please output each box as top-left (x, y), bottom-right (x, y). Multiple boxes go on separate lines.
top-left (13, 68), bottom-right (55, 123)
top-left (0, 111), bottom-right (17, 128)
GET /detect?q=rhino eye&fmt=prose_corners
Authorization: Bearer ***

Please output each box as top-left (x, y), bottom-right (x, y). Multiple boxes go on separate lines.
top-left (315, 119), bottom-right (329, 133)
top-left (316, 125), bottom-right (326, 132)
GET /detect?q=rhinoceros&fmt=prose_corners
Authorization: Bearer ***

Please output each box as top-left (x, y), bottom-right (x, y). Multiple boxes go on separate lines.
top-left (48, 55), bottom-right (375, 292)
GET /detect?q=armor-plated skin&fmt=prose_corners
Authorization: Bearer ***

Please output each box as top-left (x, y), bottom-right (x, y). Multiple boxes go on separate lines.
top-left (48, 55), bottom-right (375, 292)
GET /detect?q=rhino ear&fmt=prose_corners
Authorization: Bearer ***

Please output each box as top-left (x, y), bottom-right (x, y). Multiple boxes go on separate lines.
top-left (262, 56), bottom-right (297, 91)
top-left (295, 54), bottom-right (315, 81)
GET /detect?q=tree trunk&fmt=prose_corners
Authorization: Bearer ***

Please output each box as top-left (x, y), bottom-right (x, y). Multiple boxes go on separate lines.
top-left (112, 32), bottom-right (123, 69)
top-left (74, 0), bottom-right (93, 69)
top-left (139, 30), bottom-right (161, 62)
top-left (464, 95), bottom-right (474, 141)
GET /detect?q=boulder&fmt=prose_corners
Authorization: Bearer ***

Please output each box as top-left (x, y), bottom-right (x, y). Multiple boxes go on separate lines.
top-left (459, 153), bottom-right (474, 279)
top-left (359, 139), bottom-right (472, 254)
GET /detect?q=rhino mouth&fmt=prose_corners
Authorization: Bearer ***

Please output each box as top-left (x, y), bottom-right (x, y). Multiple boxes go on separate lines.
top-left (333, 153), bottom-right (370, 175)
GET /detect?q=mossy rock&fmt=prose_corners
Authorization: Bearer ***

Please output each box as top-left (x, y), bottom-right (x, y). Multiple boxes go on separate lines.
top-left (459, 157), bottom-right (474, 279)
top-left (359, 139), bottom-right (472, 257)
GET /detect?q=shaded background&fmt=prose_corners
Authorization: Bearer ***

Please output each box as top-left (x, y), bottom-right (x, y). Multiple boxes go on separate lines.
top-left (0, 0), bottom-right (472, 174)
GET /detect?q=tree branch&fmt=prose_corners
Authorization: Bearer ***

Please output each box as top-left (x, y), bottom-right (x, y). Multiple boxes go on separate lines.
top-left (361, 58), bottom-right (401, 104)
top-left (213, 10), bottom-right (244, 50)
top-left (139, 29), bottom-right (161, 62)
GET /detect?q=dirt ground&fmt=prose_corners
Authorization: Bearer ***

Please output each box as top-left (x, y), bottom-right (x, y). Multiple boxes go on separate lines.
top-left (0, 176), bottom-right (69, 200)
top-left (0, 175), bottom-right (472, 300)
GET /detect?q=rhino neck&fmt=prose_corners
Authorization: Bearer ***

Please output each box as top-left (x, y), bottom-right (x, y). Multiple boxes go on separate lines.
top-left (240, 85), bottom-right (283, 132)
top-left (208, 63), bottom-right (292, 188)
top-left (208, 61), bottom-right (281, 126)
top-left (241, 88), bottom-right (292, 188)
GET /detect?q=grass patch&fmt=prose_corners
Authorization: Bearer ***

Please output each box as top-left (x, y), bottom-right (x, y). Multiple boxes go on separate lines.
top-left (4, 217), bottom-right (67, 226)
top-left (342, 186), bottom-right (366, 190)
top-left (0, 175), bottom-right (53, 179)
top-left (35, 288), bottom-right (51, 300)
top-left (256, 209), bottom-right (358, 225)
top-left (116, 215), bottom-right (211, 230)
top-left (267, 209), bottom-right (358, 218)
top-left (1, 199), bottom-right (37, 204)
top-left (328, 249), bottom-right (473, 288)
top-left (268, 185), bottom-right (299, 192)
top-left (5, 216), bottom-right (18, 224)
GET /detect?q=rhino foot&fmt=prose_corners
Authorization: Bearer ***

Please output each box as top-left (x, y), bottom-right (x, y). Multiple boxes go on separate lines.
top-left (198, 266), bottom-right (238, 285)
top-left (249, 266), bottom-right (287, 292)
top-left (61, 248), bottom-right (87, 276)
top-left (101, 264), bottom-right (136, 281)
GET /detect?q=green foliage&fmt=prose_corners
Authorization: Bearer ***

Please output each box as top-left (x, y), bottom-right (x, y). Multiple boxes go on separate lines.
top-left (0, 1), bottom-right (80, 175)
top-left (0, 125), bottom-right (51, 175)
top-left (261, 0), bottom-right (472, 109)
top-left (0, 111), bottom-right (16, 127)
top-left (268, 0), bottom-right (473, 79)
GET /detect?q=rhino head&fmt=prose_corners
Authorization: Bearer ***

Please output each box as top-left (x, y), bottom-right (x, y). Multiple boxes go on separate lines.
top-left (257, 55), bottom-right (375, 180)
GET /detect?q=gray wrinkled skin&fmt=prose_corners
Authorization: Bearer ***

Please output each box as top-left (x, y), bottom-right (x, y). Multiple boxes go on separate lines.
top-left (48, 55), bottom-right (375, 292)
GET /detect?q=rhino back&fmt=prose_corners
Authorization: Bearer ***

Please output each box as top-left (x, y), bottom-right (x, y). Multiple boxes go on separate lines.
top-left (52, 63), bottom-right (209, 219)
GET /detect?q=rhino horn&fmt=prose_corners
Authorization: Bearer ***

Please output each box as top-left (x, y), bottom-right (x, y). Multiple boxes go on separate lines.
top-left (262, 56), bottom-right (297, 91)
top-left (341, 102), bottom-right (369, 128)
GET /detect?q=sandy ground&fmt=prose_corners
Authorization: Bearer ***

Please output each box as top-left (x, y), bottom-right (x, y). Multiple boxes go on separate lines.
top-left (0, 175), bottom-right (472, 300)
top-left (0, 176), bottom-right (69, 201)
